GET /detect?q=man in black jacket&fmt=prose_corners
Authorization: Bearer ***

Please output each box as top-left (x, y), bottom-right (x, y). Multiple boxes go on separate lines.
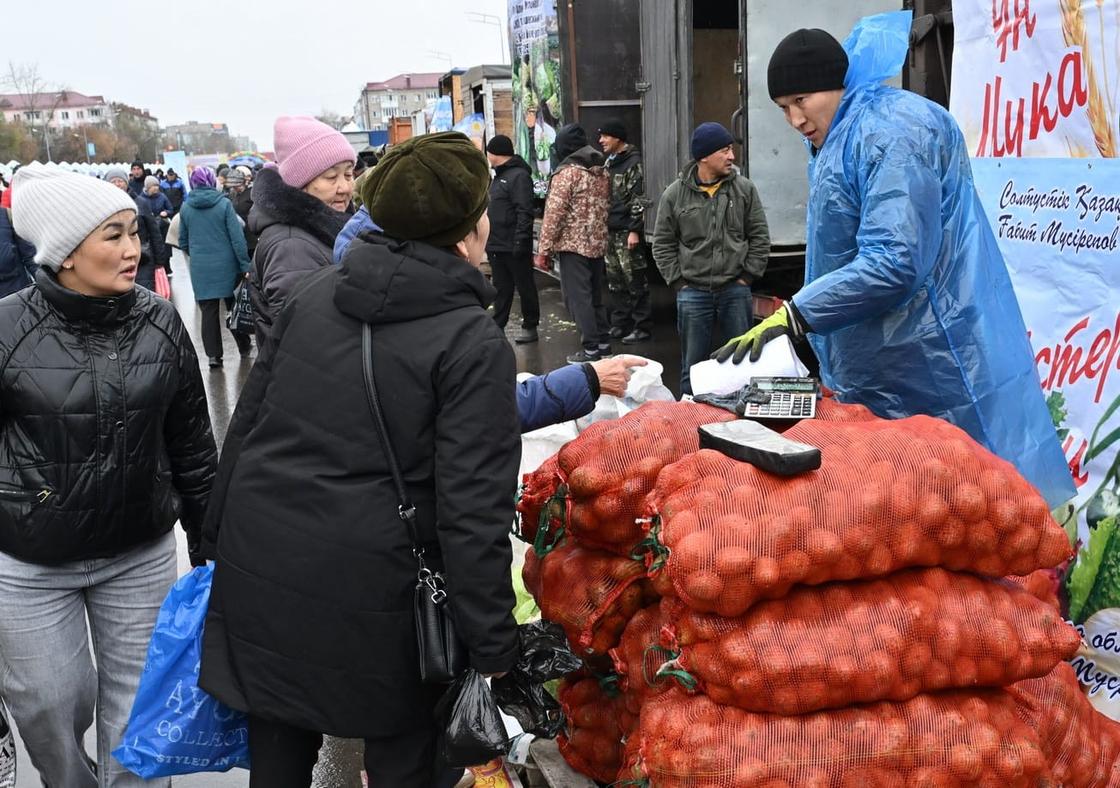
top-left (599, 119), bottom-right (652, 344)
top-left (127, 160), bottom-right (147, 198)
top-left (486, 135), bottom-right (540, 344)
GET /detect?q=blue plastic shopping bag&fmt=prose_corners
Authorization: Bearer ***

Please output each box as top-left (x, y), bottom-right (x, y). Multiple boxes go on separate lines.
top-left (113, 564), bottom-right (249, 776)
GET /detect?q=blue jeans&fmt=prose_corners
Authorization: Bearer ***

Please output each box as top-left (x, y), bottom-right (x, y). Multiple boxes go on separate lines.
top-left (676, 282), bottom-right (753, 394)
top-left (0, 531), bottom-right (177, 788)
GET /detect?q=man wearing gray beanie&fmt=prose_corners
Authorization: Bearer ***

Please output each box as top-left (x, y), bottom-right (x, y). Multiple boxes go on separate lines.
top-left (650, 120), bottom-right (770, 394)
top-left (713, 22), bottom-right (1074, 508)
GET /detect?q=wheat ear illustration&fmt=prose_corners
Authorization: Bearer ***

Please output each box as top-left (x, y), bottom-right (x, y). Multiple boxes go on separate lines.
top-left (1061, 0), bottom-right (1118, 157)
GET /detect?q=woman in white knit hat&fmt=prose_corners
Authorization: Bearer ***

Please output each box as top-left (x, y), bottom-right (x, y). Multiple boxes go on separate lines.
top-left (0, 163), bottom-right (217, 787)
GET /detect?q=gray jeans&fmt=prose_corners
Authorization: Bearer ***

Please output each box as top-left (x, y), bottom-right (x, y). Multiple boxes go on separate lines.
top-left (0, 531), bottom-right (177, 788)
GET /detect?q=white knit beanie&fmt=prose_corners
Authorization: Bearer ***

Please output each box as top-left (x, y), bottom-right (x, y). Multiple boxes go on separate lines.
top-left (12, 163), bottom-right (138, 272)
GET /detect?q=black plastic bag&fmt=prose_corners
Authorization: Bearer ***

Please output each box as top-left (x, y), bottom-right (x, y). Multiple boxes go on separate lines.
top-left (435, 669), bottom-right (507, 767)
top-left (492, 620), bottom-right (583, 738)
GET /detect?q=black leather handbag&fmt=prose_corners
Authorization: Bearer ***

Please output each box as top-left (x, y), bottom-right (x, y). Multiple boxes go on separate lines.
top-left (360, 323), bottom-right (468, 684)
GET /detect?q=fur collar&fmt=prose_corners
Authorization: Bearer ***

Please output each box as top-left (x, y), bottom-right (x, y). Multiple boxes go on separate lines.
top-left (248, 167), bottom-right (350, 248)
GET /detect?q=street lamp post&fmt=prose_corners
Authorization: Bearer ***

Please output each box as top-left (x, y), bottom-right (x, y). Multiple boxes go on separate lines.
top-left (466, 12), bottom-right (507, 65)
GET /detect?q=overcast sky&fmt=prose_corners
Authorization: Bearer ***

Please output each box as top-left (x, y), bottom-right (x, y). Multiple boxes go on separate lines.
top-left (3, 0), bottom-right (509, 151)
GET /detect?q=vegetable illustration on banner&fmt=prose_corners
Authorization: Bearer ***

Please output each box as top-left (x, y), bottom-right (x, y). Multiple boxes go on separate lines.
top-left (508, 0), bottom-right (562, 196)
top-left (971, 158), bottom-right (1120, 717)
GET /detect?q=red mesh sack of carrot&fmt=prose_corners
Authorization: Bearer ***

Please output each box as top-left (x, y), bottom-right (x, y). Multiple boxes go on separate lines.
top-left (1007, 568), bottom-right (1063, 612)
top-left (655, 568), bottom-right (1081, 715)
top-left (515, 454), bottom-right (564, 552)
top-left (556, 401), bottom-right (735, 556)
top-left (1010, 662), bottom-right (1120, 787)
top-left (645, 415), bottom-right (1073, 617)
top-left (609, 603), bottom-right (672, 714)
top-left (537, 540), bottom-right (656, 657)
top-left (522, 548), bottom-right (542, 601)
top-left (814, 397), bottom-right (879, 423)
top-left (636, 687), bottom-right (1051, 787)
top-left (557, 674), bottom-right (638, 784)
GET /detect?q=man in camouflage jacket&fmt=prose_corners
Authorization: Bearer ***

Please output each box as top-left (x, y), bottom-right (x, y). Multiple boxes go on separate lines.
top-left (598, 119), bottom-right (652, 344)
top-left (535, 123), bottom-right (611, 363)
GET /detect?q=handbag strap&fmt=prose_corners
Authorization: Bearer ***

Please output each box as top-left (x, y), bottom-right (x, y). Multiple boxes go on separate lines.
top-left (360, 324), bottom-right (430, 564)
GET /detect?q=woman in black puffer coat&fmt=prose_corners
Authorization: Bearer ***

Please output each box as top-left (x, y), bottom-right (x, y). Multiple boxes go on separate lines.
top-left (200, 132), bottom-right (519, 788)
top-left (0, 164), bottom-right (216, 788)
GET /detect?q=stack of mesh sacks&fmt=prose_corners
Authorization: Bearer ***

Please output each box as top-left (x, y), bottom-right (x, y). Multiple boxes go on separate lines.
top-left (620, 412), bottom-right (1120, 786)
top-left (516, 401), bottom-right (738, 780)
top-left (518, 400), bottom-right (1120, 785)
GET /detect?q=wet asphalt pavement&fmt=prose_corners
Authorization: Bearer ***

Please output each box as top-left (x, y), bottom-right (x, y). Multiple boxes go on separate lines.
top-left (10, 249), bottom-right (686, 787)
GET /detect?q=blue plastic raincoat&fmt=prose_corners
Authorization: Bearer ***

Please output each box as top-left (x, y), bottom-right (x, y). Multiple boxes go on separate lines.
top-left (790, 15), bottom-right (1075, 507)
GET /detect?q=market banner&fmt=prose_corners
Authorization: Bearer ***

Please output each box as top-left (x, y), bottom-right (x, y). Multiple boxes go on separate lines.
top-left (950, 0), bottom-right (1119, 158)
top-left (508, 0), bottom-right (562, 195)
top-left (972, 156), bottom-right (1120, 716)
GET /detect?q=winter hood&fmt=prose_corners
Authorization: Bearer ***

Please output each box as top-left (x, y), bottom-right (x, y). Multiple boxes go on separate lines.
top-left (248, 166), bottom-right (350, 248)
top-left (333, 233), bottom-right (494, 325)
top-left (558, 145), bottom-right (606, 171)
top-left (184, 187), bottom-right (226, 209)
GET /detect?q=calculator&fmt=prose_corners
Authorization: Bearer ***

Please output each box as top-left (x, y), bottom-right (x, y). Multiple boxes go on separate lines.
top-left (741, 377), bottom-right (820, 420)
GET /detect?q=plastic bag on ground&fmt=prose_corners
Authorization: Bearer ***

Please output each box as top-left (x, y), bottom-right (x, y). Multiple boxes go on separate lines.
top-left (1010, 662), bottom-right (1120, 787)
top-left (658, 568), bottom-right (1081, 715)
top-left (0, 700), bottom-right (15, 788)
top-left (492, 621), bottom-right (583, 738)
top-left (435, 669), bottom-right (508, 768)
top-left (636, 687), bottom-right (1050, 786)
top-left (536, 541), bottom-right (656, 658)
top-left (557, 674), bottom-right (637, 783)
top-left (112, 565), bottom-right (249, 777)
top-left (645, 416), bottom-right (1073, 617)
top-left (558, 401), bottom-right (735, 556)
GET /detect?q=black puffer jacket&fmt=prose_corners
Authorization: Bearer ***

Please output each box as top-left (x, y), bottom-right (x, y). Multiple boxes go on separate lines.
top-left (486, 155), bottom-right (534, 254)
top-left (247, 168), bottom-right (350, 345)
top-left (200, 233), bottom-right (521, 737)
top-left (0, 269), bottom-right (217, 565)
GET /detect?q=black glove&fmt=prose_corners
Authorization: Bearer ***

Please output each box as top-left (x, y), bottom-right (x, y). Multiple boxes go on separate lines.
top-left (186, 531), bottom-right (206, 568)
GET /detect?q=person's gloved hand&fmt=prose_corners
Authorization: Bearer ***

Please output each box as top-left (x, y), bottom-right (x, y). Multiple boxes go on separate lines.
top-left (186, 531), bottom-right (207, 568)
top-left (711, 304), bottom-right (805, 364)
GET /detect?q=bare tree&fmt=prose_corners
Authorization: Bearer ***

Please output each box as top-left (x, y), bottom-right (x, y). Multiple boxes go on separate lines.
top-left (315, 109), bottom-right (351, 131)
top-left (3, 62), bottom-right (69, 161)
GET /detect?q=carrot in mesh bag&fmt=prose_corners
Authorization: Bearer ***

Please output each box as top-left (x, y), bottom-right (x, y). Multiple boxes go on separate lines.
top-left (556, 401), bottom-right (736, 556)
top-left (814, 396), bottom-right (878, 422)
top-left (636, 687), bottom-right (1051, 787)
top-left (515, 454), bottom-right (564, 551)
top-left (557, 674), bottom-right (638, 784)
top-left (1010, 662), bottom-right (1120, 787)
top-left (537, 540), bottom-right (657, 657)
top-left (1007, 568), bottom-right (1063, 612)
top-left (653, 568), bottom-right (1081, 716)
top-left (644, 415), bottom-right (1073, 617)
top-left (522, 548), bottom-right (542, 601)
top-left (609, 603), bottom-right (673, 715)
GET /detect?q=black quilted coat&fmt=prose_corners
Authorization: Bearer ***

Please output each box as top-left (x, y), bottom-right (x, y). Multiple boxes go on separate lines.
top-left (0, 269), bottom-right (217, 565)
top-left (199, 234), bottom-right (521, 737)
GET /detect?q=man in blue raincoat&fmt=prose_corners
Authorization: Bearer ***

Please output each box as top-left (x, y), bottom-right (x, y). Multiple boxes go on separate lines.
top-left (713, 22), bottom-right (1074, 507)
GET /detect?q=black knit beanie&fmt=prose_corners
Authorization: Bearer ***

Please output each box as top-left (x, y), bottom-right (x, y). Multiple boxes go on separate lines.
top-left (598, 118), bottom-right (628, 143)
top-left (767, 28), bottom-right (849, 100)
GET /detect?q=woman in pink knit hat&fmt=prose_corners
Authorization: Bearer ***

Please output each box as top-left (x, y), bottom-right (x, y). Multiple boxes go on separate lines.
top-left (247, 116), bottom-right (356, 345)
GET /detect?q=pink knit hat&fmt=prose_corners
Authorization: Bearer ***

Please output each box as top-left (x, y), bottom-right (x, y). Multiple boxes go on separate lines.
top-left (273, 116), bottom-right (357, 188)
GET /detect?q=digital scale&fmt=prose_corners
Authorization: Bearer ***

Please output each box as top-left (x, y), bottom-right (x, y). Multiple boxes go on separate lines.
top-left (740, 377), bottom-right (820, 420)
